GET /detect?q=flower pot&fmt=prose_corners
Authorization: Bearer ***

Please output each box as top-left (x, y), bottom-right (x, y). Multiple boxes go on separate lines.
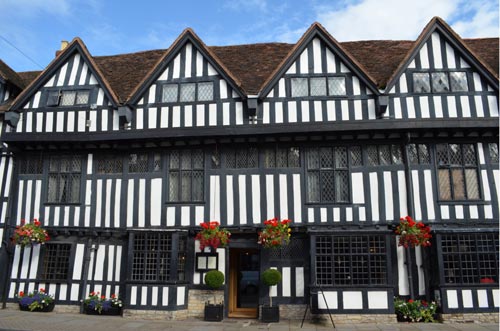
top-left (204, 304), bottom-right (223, 321)
top-left (84, 305), bottom-right (122, 315)
top-left (261, 305), bottom-right (279, 323)
top-left (19, 301), bottom-right (55, 312)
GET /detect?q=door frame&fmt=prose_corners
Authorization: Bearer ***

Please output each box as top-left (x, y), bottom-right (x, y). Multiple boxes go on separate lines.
top-left (228, 248), bottom-right (259, 318)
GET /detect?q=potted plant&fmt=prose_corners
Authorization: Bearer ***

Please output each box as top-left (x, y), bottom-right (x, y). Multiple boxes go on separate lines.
top-left (83, 292), bottom-right (123, 315)
top-left (18, 288), bottom-right (55, 312)
top-left (394, 297), bottom-right (438, 322)
top-left (204, 270), bottom-right (225, 321)
top-left (196, 221), bottom-right (231, 252)
top-left (258, 218), bottom-right (291, 248)
top-left (11, 218), bottom-right (50, 248)
top-left (261, 268), bottom-right (282, 323)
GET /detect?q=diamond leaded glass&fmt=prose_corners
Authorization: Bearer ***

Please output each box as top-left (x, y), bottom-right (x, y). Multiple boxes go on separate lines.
top-left (180, 83), bottom-right (196, 102)
top-left (310, 77), bottom-right (327, 96)
top-left (198, 82), bottom-right (213, 101)
top-left (413, 73), bottom-right (430, 93)
top-left (328, 77), bottom-right (346, 95)
top-left (60, 91), bottom-right (76, 106)
top-left (450, 72), bottom-right (468, 92)
top-left (75, 91), bottom-right (90, 105)
top-left (432, 72), bottom-right (450, 92)
top-left (291, 78), bottom-right (308, 97)
top-left (489, 143), bottom-right (499, 163)
top-left (162, 84), bottom-right (178, 102)
top-left (350, 146), bottom-right (362, 167)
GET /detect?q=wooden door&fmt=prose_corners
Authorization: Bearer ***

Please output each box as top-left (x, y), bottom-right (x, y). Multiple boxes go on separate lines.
top-left (228, 248), bottom-right (259, 318)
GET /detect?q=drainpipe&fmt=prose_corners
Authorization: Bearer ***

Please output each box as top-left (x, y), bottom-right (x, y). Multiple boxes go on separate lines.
top-left (80, 238), bottom-right (96, 313)
top-left (403, 133), bottom-right (416, 299)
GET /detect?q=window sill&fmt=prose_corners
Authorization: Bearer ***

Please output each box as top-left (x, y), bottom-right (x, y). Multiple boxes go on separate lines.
top-left (44, 202), bottom-right (82, 206)
top-left (437, 200), bottom-right (487, 205)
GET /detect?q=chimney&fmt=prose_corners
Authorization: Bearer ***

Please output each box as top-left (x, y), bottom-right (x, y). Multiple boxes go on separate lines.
top-left (55, 40), bottom-right (69, 57)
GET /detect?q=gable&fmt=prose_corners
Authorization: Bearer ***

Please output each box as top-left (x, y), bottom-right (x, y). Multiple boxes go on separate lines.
top-left (131, 40), bottom-right (248, 130)
top-left (388, 29), bottom-right (499, 120)
top-left (261, 36), bottom-right (378, 124)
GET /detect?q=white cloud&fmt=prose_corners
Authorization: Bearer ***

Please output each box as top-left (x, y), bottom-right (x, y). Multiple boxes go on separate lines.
top-left (316, 0), bottom-right (499, 41)
top-left (0, 0), bottom-right (71, 17)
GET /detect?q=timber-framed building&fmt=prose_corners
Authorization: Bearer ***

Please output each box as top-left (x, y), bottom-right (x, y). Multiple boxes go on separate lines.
top-left (0, 17), bottom-right (498, 322)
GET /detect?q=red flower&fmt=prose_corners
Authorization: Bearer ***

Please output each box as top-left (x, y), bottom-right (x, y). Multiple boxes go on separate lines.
top-left (101, 295), bottom-right (106, 299)
top-left (196, 221), bottom-right (231, 251)
top-left (39, 288), bottom-right (45, 293)
top-left (395, 216), bottom-right (432, 248)
top-left (408, 299), bottom-right (414, 303)
top-left (19, 291), bottom-right (24, 297)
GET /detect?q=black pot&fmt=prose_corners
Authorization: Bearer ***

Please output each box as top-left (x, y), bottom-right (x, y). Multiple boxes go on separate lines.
top-left (19, 301), bottom-right (55, 312)
top-left (84, 305), bottom-right (122, 316)
top-left (204, 304), bottom-right (223, 321)
top-left (261, 305), bottom-right (279, 323)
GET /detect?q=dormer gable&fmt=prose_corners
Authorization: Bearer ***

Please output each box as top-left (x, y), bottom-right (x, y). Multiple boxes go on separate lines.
top-left (10, 37), bottom-right (120, 111)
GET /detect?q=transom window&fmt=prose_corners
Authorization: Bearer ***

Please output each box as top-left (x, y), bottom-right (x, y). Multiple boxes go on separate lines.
top-left (221, 147), bottom-right (258, 169)
top-left (408, 144), bottom-right (431, 165)
top-left (366, 145), bottom-right (403, 166)
top-left (436, 143), bottom-right (480, 201)
top-left (131, 232), bottom-right (187, 282)
top-left (168, 149), bottom-right (204, 202)
top-left (19, 157), bottom-right (43, 174)
top-left (488, 143), bottom-right (498, 163)
top-left (263, 146), bottom-right (300, 168)
top-left (413, 71), bottom-right (468, 93)
top-left (306, 147), bottom-right (349, 203)
top-left (47, 155), bottom-right (82, 204)
top-left (315, 235), bottom-right (388, 286)
top-left (290, 76), bottom-right (346, 97)
top-left (40, 243), bottom-right (71, 280)
top-left (96, 154), bottom-right (123, 174)
top-left (47, 90), bottom-right (90, 107)
top-left (441, 233), bottom-right (498, 284)
top-left (162, 82), bottom-right (213, 103)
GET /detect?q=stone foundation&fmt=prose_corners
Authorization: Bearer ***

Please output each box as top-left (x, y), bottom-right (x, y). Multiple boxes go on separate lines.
top-left (187, 289), bottom-right (224, 319)
top-left (441, 313), bottom-right (499, 324)
top-left (123, 309), bottom-right (188, 320)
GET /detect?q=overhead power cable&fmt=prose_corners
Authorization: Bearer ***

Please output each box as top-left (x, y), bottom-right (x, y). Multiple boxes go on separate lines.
top-left (0, 35), bottom-right (44, 69)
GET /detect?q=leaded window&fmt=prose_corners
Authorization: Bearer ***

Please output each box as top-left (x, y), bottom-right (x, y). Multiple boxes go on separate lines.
top-left (350, 146), bottom-right (363, 167)
top-left (290, 76), bottom-right (347, 97)
top-left (488, 143), bottom-right (499, 163)
top-left (47, 155), bottom-right (81, 203)
top-left (169, 149), bottom-right (204, 202)
top-left (131, 232), bottom-right (188, 282)
top-left (366, 145), bottom-right (403, 166)
top-left (315, 235), bottom-right (387, 286)
top-left (19, 157), bottom-right (43, 174)
top-left (96, 154), bottom-right (122, 174)
top-left (223, 147), bottom-right (258, 169)
top-left (408, 144), bottom-right (430, 165)
top-left (129, 153), bottom-right (149, 173)
top-left (436, 143), bottom-right (480, 200)
top-left (263, 146), bottom-right (300, 168)
top-left (328, 77), bottom-right (346, 95)
top-left (47, 90), bottom-right (90, 107)
top-left (40, 244), bottom-right (71, 280)
top-left (441, 233), bottom-right (498, 284)
top-left (413, 71), bottom-right (468, 93)
top-left (162, 82), bottom-right (213, 103)
top-left (306, 147), bottom-right (349, 203)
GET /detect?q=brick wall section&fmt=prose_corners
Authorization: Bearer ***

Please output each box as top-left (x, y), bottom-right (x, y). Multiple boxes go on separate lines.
top-left (187, 289), bottom-right (224, 319)
top-left (123, 309), bottom-right (188, 320)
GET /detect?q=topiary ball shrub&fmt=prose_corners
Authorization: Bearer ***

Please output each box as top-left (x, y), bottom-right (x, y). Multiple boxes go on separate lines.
top-left (205, 270), bottom-right (225, 289)
top-left (262, 268), bottom-right (282, 286)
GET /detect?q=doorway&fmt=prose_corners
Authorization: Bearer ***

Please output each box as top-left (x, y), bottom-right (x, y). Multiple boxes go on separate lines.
top-left (228, 248), bottom-right (260, 318)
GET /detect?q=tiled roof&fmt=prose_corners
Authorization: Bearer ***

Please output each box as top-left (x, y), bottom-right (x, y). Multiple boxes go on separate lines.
top-left (8, 37), bottom-right (500, 103)
top-left (0, 59), bottom-right (25, 89)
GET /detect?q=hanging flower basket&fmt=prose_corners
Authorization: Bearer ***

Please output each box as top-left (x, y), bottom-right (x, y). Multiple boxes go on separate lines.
top-left (196, 221), bottom-right (231, 252)
top-left (258, 218), bottom-right (291, 249)
top-left (11, 219), bottom-right (50, 248)
top-left (395, 216), bottom-right (432, 248)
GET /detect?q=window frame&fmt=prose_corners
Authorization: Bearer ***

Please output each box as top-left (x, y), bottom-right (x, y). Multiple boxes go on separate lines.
top-left (45, 89), bottom-right (92, 107)
top-left (412, 70), bottom-right (469, 94)
top-left (39, 243), bottom-right (73, 282)
top-left (161, 81), bottom-right (214, 103)
top-left (435, 143), bottom-right (481, 202)
top-left (168, 149), bottom-right (204, 203)
top-left (47, 154), bottom-right (82, 204)
top-left (129, 232), bottom-right (188, 283)
top-left (289, 75), bottom-right (347, 98)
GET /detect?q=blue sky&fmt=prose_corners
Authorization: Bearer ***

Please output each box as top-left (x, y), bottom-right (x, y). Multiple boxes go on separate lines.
top-left (0, 0), bottom-right (498, 72)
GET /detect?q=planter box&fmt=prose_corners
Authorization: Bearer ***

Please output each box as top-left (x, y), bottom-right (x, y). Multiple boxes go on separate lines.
top-left (204, 304), bottom-right (223, 321)
top-left (84, 305), bottom-right (122, 316)
top-left (19, 302), bottom-right (55, 312)
top-left (261, 305), bottom-right (279, 323)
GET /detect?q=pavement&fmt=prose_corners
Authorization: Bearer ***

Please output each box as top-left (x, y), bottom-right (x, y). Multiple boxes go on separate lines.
top-left (0, 309), bottom-right (498, 331)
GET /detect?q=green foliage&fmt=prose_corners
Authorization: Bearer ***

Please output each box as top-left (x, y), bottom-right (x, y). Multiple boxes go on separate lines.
top-left (262, 268), bottom-right (282, 287)
top-left (204, 270), bottom-right (225, 289)
top-left (394, 297), bottom-right (437, 322)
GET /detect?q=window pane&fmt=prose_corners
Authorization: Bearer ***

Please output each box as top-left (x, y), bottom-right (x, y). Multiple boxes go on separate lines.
top-left (436, 144), bottom-right (449, 165)
top-left (162, 84), bottom-right (178, 102)
top-left (432, 72), bottom-right (450, 92)
top-left (60, 91), bottom-right (76, 106)
top-left (181, 172), bottom-right (192, 201)
top-left (320, 148), bottom-right (333, 168)
top-left (489, 143), bottom-right (499, 163)
top-left (180, 83), bottom-right (196, 102)
top-left (75, 91), bottom-right (90, 105)
top-left (350, 146), bottom-right (362, 166)
top-left (169, 172), bottom-right (179, 201)
top-left (288, 147), bottom-right (300, 167)
top-left (451, 169), bottom-right (465, 200)
top-left (448, 144), bottom-right (462, 165)
top-left (192, 150), bottom-right (204, 169)
top-left (307, 149), bottom-right (320, 169)
top-left (276, 148), bottom-right (287, 168)
top-left (418, 144), bottom-right (430, 164)
top-left (413, 73), bottom-right (430, 93)
top-left (47, 91), bottom-right (60, 107)
top-left (310, 77), bottom-right (326, 96)
top-left (392, 145), bottom-right (403, 164)
top-left (438, 169), bottom-right (451, 200)
top-left (48, 175), bottom-right (58, 202)
top-left (263, 148), bottom-right (275, 168)
top-left (291, 78), bottom-right (308, 97)
top-left (328, 77), bottom-right (346, 95)
top-left (335, 171), bottom-right (349, 202)
top-left (321, 171), bottom-right (335, 202)
top-left (198, 82), bottom-right (213, 101)
top-left (170, 151), bottom-right (180, 168)
top-left (367, 146), bottom-right (378, 166)
top-left (307, 171), bottom-right (320, 202)
top-left (462, 144), bottom-right (476, 166)
top-left (450, 72), bottom-right (468, 92)
top-left (379, 145), bottom-right (391, 165)
top-left (334, 147), bottom-right (348, 168)
top-left (465, 169), bottom-right (479, 199)
top-left (192, 171), bottom-right (204, 201)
